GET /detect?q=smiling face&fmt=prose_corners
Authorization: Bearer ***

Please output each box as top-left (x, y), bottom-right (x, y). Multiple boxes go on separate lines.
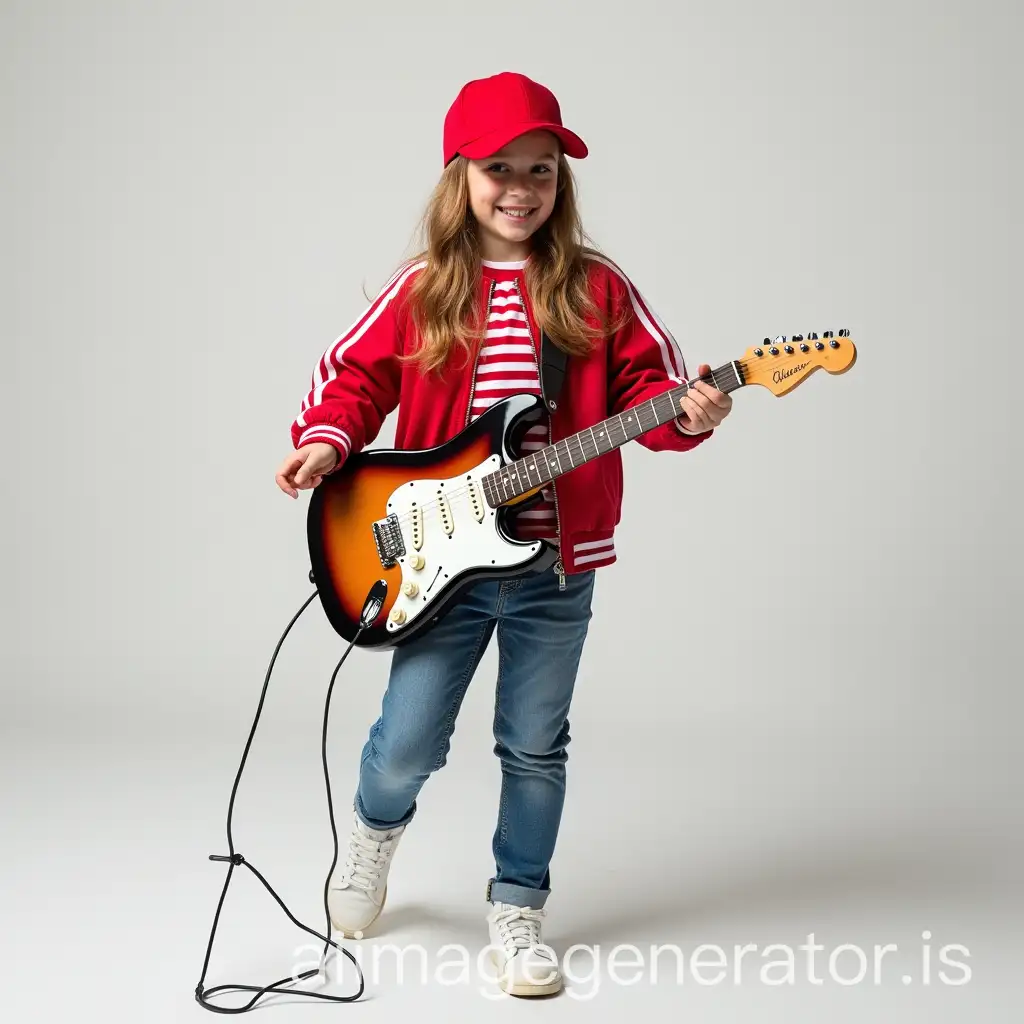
top-left (465, 130), bottom-right (560, 261)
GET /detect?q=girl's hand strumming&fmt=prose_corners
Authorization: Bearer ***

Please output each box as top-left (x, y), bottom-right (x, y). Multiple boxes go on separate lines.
top-left (275, 443), bottom-right (339, 498)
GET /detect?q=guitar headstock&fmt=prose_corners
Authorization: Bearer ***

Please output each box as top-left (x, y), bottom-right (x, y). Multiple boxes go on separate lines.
top-left (740, 330), bottom-right (857, 395)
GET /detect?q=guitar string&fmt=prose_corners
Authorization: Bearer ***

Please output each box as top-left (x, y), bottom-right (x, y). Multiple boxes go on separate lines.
top-left (383, 395), bottom-right (719, 526)
top-left (385, 418), bottom-right (699, 527)
top-left (353, 349), bottom-right (848, 531)
top-left (381, 375), bottom-right (727, 523)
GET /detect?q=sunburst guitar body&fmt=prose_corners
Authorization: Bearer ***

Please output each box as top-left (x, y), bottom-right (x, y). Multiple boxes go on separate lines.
top-left (307, 330), bottom-right (857, 649)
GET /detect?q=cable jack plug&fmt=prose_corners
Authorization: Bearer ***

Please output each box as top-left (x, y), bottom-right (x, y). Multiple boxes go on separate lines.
top-left (208, 853), bottom-right (245, 866)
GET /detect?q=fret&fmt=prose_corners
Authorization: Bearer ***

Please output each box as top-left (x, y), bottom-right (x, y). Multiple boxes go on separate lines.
top-left (657, 389), bottom-right (676, 423)
top-left (659, 393), bottom-right (672, 425)
top-left (620, 410), bottom-right (637, 441)
top-left (573, 432), bottom-right (587, 466)
top-left (606, 416), bottom-right (619, 447)
top-left (609, 415), bottom-right (623, 447)
top-left (482, 363), bottom-right (742, 507)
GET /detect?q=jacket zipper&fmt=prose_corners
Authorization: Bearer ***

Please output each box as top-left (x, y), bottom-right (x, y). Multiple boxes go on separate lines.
top-left (513, 278), bottom-right (565, 591)
top-left (549, 420), bottom-right (566, 591)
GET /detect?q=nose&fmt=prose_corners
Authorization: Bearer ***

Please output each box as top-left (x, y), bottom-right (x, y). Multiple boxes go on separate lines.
top-left (502, 170), bottom-right (535, 194)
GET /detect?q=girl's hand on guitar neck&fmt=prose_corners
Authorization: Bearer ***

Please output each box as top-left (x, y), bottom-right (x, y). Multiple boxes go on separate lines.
top-left (275, 442), bottom-right (339, 498)
top-left (676, 363), bottom-right (734, 434)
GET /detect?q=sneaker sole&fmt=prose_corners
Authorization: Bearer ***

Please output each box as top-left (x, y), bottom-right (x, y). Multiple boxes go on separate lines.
top-left (330, 884), bottom-right (387, 939)
top-left (489, 950), bottom-right (563, 997)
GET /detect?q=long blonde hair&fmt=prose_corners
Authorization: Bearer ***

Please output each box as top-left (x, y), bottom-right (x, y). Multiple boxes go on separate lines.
top-left (396, 154), bottom-right (626, 374)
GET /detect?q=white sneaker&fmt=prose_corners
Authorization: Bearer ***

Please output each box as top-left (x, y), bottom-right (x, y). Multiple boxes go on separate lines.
top-left (327, 810), bottom-right (405, 937)
top-left (487, 901), bottom-right (562, 997)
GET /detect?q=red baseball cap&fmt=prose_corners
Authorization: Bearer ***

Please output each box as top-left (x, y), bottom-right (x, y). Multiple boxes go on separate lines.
top-left (443, 72), bottom-right (588, 166)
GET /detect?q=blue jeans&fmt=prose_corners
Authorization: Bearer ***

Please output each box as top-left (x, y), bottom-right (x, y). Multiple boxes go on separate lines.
top-left (353, 566), bottom-right (596, 909)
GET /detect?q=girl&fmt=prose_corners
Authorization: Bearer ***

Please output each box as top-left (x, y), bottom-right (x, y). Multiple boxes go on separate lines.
top-left (274, 71), bottom-right (733, 997)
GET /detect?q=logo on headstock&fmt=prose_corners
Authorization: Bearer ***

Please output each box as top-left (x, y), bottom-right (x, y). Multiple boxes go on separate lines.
top-left (773, 361), bottom-right (809, 384)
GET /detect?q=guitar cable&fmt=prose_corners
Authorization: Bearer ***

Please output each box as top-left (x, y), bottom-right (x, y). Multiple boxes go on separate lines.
top-left (194, 575), bottom-right (389, 1013)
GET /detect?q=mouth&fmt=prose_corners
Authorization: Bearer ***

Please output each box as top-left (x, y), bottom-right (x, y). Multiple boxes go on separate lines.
top-left (496, 205), bottom-right (536, 222)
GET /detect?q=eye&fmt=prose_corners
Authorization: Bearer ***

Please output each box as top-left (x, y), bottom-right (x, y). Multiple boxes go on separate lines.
top-left (484, 162), bottom-right (553, 175)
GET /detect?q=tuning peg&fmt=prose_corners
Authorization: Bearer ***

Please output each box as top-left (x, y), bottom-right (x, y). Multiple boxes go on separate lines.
top-left (810, 332), bottom-right (818, 339)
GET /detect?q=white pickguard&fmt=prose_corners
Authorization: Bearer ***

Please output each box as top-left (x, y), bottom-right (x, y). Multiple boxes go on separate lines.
top-left (380, 455), bottom-right (544, 634)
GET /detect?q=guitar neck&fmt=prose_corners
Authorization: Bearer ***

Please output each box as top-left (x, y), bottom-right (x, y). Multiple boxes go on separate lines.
top-left (482, 360), bottom-right (745, 507)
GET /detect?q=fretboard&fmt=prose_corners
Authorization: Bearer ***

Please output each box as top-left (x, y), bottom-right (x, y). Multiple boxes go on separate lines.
top-left (482, 361), bottom-right (745, 508)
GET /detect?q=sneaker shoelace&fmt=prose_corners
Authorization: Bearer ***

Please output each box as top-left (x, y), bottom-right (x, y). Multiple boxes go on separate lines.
top-left (340, 831), bottom-right (393, 892)
top-left (492, 905), bottom-right (546, 952)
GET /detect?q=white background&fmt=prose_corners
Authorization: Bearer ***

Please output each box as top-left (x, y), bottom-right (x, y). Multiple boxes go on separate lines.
top-left (3, 0), bottom-right (1021, 1019)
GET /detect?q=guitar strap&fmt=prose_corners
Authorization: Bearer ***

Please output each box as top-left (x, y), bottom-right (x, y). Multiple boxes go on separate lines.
top-left (539, 329), bottom-right (568, 413)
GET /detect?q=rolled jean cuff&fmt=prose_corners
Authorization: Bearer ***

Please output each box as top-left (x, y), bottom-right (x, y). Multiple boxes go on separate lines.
top-left (354, 793), bottom-right (417, 832)
top-left (487, 880), bottom-right (549, 909)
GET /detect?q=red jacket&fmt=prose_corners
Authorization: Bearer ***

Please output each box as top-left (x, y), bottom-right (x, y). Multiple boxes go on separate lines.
top-left (290, 254), bottom-right (712, 574)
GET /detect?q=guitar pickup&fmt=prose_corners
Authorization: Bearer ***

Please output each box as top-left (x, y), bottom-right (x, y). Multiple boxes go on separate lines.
top-left (372, 514), bottom-right (405, 568)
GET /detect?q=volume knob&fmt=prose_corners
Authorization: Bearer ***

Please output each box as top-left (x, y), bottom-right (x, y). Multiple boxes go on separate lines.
top-left (408, 553), bottom-right (425, 570)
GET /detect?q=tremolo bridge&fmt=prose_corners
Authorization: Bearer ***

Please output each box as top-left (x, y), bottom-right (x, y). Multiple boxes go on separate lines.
top-left (372, 513), bottom-right (405, 567)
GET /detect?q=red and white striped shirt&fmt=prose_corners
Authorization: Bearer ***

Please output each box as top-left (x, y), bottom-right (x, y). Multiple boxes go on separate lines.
top-left (470, 260), bottom-right (557, 542)
top-left (292, 252), bottom-right (714, 576)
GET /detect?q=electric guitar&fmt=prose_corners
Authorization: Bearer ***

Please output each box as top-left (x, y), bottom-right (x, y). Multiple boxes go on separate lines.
top-left (307, 330), bottom-right (856, 648)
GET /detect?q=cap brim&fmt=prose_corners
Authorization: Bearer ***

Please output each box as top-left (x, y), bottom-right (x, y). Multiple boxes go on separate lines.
top-left (457, 122), bottom-right (588, 161)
